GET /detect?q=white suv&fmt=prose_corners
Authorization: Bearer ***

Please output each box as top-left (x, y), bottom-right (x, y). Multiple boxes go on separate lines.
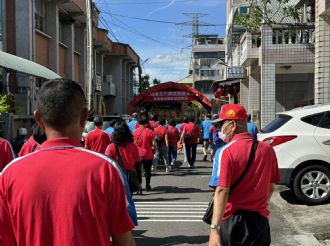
top-left (258, 104), bottom-right (330, 205)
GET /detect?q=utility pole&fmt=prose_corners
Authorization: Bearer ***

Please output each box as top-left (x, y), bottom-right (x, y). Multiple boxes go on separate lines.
top-left (176, 13), bottom-right (215, 42)
top-left (176, 13), bottom-right (215, 88)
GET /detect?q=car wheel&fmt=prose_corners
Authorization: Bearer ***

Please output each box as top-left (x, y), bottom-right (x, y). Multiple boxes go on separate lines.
top-left (293, 165), bottom-right (330, 205)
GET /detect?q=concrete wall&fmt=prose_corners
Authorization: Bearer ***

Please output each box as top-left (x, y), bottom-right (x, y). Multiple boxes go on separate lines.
top-left (103, 55), bottom-right (122, 114)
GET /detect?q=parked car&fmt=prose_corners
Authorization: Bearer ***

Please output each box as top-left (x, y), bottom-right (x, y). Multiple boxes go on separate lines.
top-left (258, 104), bottom-right (330, 205)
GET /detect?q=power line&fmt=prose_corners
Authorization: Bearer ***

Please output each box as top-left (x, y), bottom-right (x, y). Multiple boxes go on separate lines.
top-left (176, 13), bottom-right (216, 37)
top-left (95, 0), bottom-right (196, 5)
top-left (98, 10), bottom-right (227, 26)
top-left (101, 11), bottom-right (177, 24)
top-left (99, 16), bottom-right (120, 42)
top-left (107, 15), bottom-right (182, 50)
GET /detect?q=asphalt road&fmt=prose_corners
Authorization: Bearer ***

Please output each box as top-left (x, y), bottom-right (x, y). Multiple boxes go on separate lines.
top-left (132, 151), bottom-right (330, 246)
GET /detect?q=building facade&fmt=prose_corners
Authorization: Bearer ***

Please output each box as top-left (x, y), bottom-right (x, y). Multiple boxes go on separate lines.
top-left (225, 1), bottom-right (315, 128)
top-left (191, 35), bottom-right (226, 99)
top-left (1, 0), bottom-right (139, 116)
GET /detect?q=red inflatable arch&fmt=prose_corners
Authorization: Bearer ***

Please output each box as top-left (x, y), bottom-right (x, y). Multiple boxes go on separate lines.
top-left (128, 81), bottom-right (212, 114)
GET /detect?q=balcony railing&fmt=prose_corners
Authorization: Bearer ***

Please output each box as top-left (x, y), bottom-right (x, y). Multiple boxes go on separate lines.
top-left (272, 25), bottom-right (315, 45)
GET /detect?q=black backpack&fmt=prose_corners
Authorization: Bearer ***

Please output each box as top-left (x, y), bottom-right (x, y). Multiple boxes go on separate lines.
top-left (183, 133), bottom-right (192, 142)
top-left (155, 135), bottom-right (163, 146)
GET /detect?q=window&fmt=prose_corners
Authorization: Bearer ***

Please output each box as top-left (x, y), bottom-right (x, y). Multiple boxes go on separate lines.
top-left (301, 113), bottom-right (324, 126)
top-left (35, 0), bottom-right (45, 32)
top-left (200, 70), bottom-right (215, 77)
top-left (318, 112), bottom-right (330, 129)
top-left (261, 115), bottom-right (292, 133)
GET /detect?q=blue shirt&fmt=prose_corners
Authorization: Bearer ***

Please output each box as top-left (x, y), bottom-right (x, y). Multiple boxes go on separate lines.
top-left (175, 123), bottom-right (181, 132)
top-left (127, 118), bottom-right (137, 133)
top-left (202, 119), bottom-right (212, 139)
top-left (104, 127), bottom-right (114, 135)
top-left (247, 122), bottom-right (258, 139)
top-left (209, 147), bottom-right (223, 188)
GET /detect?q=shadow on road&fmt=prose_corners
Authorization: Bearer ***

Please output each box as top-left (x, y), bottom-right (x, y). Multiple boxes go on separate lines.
top-left (134, 230), bottom-right (208, 245)
top-left (151, 186), bottom-right (211, 194)
top-left (133, 197), bottom-right (190, 202)
top-left (279, 189), bottom-right (306, 205)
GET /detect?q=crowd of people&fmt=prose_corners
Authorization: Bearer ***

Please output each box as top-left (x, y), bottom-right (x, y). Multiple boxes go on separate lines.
top-left (0, 78), bottom-right (279, 246)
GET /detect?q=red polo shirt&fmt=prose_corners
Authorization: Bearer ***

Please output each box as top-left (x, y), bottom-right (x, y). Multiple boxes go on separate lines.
top-left (85, 128), bottom-right (111, 153)
top-left (0, 137), bottom-right (134, 246)
top-left (180, 123), bottom-right (187, 133)
top-left (133, 127), bottom-right (154, 160)
top-left (18, 136), bottom-right (39, 157)
top-left (167, 125), bottom-right (179, 146)
top-left (216, 133), bottom-right (280, 220)
top-left (149, 120), bottom-right (159, 130)
top-left (105, 143), bottom-right (141, 171)
top-left (0, 138), bottom-right (15, 171)
top-left (183, 122), bottom-right (200, 144)
top-left (153, 125), bottom-right (167, 146)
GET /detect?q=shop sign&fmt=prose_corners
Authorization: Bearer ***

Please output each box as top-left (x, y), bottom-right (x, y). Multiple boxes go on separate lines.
top-left (145, 91), bottom-right (194, 102)
top-left (227, 66), bottom-right (246, 79)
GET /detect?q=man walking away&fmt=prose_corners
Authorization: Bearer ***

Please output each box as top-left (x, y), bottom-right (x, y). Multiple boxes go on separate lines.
top-left (128, 112), bottom-right (138, 133)
top-left (133, 113), bottom-right (156, 192)
top-left (167, 119), bottom-right (179, 169)
top-left (202, 113), bottom-right (212, 161)
top-left (180, 117), bottom-right (189, 163)
top-left (247, 113), bottom-right (258, 139)
top-left (180, 115), bottom-right (200, 168)
top-left (153, 118), bottom-right (170, 172)
top-left (0, 79), bottom-right (135, 246)
top-left (0, 137), bottom-right (15, 171)
top-left (208, 104), bottom-right (279, 246)
top-left (85, 116), bottom-right (111, 153)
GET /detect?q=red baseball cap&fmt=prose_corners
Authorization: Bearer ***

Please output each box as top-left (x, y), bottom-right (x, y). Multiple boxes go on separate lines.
top-left (212, 104), bottom-right (248, 123)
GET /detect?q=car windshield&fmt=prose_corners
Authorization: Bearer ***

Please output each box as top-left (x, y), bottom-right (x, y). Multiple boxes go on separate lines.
top-left (261, 114), bottom-right (292, 133)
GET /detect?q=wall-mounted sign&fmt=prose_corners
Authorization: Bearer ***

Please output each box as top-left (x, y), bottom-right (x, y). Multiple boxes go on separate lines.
top-left (145, 91), bottom-right (194, 102)
top-left (227, 66), bottom-right (246, 79)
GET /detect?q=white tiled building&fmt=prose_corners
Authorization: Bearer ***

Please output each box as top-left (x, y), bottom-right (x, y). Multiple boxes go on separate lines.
top-left (226, 1), bottom-right (315, 128)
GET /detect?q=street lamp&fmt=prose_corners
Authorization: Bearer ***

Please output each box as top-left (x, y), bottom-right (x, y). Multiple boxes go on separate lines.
top-left (138, 58), bottom-right (150, 93)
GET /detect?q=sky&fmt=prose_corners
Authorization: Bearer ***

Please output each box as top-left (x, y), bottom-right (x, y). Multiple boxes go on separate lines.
top-left (93, 0), bottom-right (227, 82)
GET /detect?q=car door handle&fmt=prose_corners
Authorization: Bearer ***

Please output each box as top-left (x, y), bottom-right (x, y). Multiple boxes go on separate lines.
top-left (322, 140), bottom-right (330, 145)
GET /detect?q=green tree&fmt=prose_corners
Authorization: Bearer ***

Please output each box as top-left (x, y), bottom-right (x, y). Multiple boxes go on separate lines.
top-left (152, 78), bottom-right (161, 86)
top-left (0, 94), bottom-right (17, 113)
top-left (141, 74), bottom-right (151, 92)
top-left (234, 0), bottom-right (301, 32)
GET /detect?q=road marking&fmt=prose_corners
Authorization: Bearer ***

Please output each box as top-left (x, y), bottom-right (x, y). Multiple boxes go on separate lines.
top-left (136, 201), bottom-right (207, 222)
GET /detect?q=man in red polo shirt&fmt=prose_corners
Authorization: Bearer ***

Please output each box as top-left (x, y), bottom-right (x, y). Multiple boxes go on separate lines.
top-left (0, 79), bottom-right (134, 246)
top-left (0, 137), bottom-right (15, 171)
top-left (153, 118), bottom-right (170, 172)
top-left (208, 104), bottom-right (280, 246)
top-left (180, 115), bottom-right (200, 168)
top-left (85, 116), bottom-right (111, 153)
